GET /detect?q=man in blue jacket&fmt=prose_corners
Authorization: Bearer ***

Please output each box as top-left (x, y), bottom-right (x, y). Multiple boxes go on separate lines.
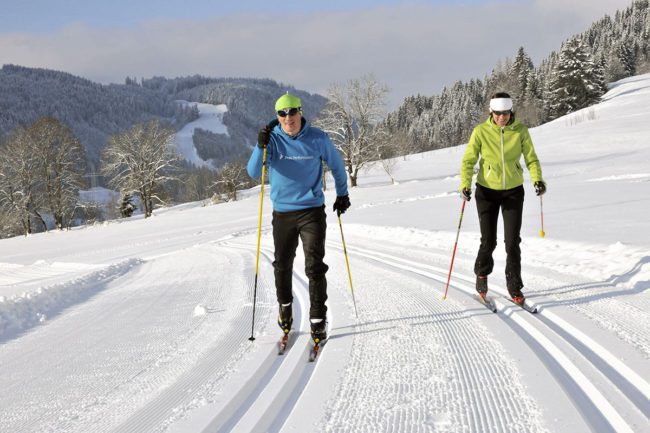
top-left (247, 92), bottom-right (350, 343)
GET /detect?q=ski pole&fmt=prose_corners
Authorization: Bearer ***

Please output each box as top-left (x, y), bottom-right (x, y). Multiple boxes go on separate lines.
top-left (442, 199), bottom-right (466, 300)
top-left (249, 146), bottom-right (267, 341)
top-left (337, 211), bottom-right (359, 319)
top-left (539, 195), bottom-right (545, 238)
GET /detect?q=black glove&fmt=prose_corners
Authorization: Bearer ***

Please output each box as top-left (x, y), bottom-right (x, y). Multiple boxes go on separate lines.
top-left (257, 126), bottom-right (271, 149)
top-left (534, 181), bottom-right (546, 196)
top-left (461, 188), bottom-right (472, 202)
top-left (333, 195), bottom-right (351, 214)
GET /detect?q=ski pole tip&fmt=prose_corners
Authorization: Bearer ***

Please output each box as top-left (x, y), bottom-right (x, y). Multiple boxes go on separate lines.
top-left (248, 336), bottom-right (256, 342)
top-left (539, 230), bottom-right (545, 238)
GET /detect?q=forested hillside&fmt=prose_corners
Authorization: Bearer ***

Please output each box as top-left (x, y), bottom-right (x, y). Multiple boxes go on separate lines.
top-left (0, 67), bottom-right (327, 237)
top-left (385, 0), bottom-right (650, 153)
top-left (0, 65), bottom-right (184, 169)
top-left (0, 66), bottom-right (327, 171)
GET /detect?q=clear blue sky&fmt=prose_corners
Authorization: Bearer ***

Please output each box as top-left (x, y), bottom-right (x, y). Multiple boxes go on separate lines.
top-left (0, 0), bottom-right (633, 109)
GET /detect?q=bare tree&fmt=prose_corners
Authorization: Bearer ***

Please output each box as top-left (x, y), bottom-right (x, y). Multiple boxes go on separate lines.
top-left (179, 166), bottom-right (218, 202)
top-left (0, 127), bottom-right (43, 235)
top-left (101, 120), bottom-right (178, 218)
top-left (314, 74), bottom-right (389, 187)
top-left (0, 207), bottom-right (22, 238)
top-left (379, 154), bottom-right (399, 185)
top-left (212, 161), bottom-right (251, 201)
top-left (30, 117), bottom-right (86, 230)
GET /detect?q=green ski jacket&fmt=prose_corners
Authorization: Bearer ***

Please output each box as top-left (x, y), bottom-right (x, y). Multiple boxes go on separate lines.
top-left (460, 116), bottom-right (543, 191)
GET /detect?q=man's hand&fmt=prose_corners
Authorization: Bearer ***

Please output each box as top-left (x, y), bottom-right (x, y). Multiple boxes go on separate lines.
top-left (257, 126), bottom-right (271, 149)
top-left (333, 195), bottom-right (351, 214)
top-left (534, 181), bottom-right (546, 196)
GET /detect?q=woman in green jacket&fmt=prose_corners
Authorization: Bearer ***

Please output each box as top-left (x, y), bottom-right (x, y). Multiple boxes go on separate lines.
top-left (459, 92), bottom-right (546, 305)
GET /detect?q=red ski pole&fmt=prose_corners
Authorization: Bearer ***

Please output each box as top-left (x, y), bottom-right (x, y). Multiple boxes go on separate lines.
top-left (443, 200), bottom-right (466, 300)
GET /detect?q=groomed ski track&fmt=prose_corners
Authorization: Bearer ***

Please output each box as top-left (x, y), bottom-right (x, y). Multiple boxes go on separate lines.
top-left (195, 245), bottom-right (325, 433)
top-left (179, 230), bottom-right (648, 433)
top-left (325, 236), bottom-right (648, 433)
top-left (1, 227), bottom-right (648, 433)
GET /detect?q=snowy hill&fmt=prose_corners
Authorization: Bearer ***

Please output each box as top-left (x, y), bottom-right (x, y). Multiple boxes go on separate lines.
top-left (0, 66), bottom-right (327, 172)
top-left (1, 74), bottom-right (649, 433)
top-left (174, 101), bottom-right (229, 168)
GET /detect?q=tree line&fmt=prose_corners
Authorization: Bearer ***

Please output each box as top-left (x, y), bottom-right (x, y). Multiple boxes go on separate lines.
top-left (0, 116), bottom-right (255, 238)
top-left (1, 1), bottom-right (646, 238)
top-left (384, 0), bottom-right (650, 153)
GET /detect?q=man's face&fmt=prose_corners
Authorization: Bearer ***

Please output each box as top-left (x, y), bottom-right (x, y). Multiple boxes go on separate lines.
top-left (277, 107), bottom-right (302, 136)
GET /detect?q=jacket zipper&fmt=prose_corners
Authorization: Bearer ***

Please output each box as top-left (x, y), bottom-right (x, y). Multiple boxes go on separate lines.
top-left (500, 127), bottom-right (506, 189)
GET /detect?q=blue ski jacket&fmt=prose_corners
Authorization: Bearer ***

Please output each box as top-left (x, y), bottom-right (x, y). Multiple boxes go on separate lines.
top-left (247, 121), bottom-right (349, 212)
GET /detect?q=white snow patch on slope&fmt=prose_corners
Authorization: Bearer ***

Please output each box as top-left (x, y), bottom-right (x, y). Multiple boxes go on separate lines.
top-left (174, 101), bottom-right (229, 168)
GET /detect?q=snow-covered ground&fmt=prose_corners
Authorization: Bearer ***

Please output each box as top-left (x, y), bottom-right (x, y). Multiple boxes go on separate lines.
top-left (174, 101), bottom-right (229, 168)
top-left (1, 75), bottom-right (649, 433)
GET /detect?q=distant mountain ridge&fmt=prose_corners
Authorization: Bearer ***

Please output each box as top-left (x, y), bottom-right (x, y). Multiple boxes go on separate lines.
top-left (0, 65), bottom-right (327, 173)
top-left (141, 75), bottom-right (328, 165)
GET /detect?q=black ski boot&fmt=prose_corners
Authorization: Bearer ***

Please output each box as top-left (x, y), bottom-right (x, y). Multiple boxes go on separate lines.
top-left (507, 282), bottom-right (525, 306)
top-left (476, 275), bottom-right (488, 299)
top-left (310, 318), bottom-right (327, 343)
top-left (510, 290), bottom-right (525, 306)
top-left (277, 303), bottom-right (293, 334)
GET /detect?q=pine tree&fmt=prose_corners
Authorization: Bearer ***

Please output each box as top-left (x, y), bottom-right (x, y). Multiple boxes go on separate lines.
top-left (510, 47), bottom-right (534, 101)
top-left (547, 38), bottom-right (607, 119)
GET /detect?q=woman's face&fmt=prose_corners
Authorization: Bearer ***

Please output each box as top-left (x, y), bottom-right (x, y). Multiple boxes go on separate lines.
top-left (491, 110), bottom-right (511, 127)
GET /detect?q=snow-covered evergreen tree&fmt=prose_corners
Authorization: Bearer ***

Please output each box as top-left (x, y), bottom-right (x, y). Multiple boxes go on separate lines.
top-left (510, 47), bottom-right (534, 101)
top-left (546, 38), bottom-right (607, 119)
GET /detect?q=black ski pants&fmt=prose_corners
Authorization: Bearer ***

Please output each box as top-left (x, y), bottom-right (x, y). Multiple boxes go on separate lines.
top-left (272, 205), bottom-right (328, 320)
top-left (473, 184), bottom-right (525, 293)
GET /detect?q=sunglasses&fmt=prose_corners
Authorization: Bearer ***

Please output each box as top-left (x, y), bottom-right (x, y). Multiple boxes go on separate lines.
top-left (492, 110), bottom-right (511, 116)
top-left (277, 108), bottom-right (301, 117)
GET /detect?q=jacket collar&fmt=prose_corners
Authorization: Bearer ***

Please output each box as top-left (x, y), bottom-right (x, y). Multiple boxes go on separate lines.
top-left (486, 116), bottom-right (519, 131)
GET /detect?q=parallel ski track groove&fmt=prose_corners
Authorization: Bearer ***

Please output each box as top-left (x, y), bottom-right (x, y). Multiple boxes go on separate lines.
top-left (320, 243), bottom-right (542, 433)
top-left (210, 242), bottom-right (321, 433)
top-left (330, 240), bottom-right (644, 433)
top-left (111, 247), bottom-right (271, 433)
top-left (528, 268), bottom-right (650, 359)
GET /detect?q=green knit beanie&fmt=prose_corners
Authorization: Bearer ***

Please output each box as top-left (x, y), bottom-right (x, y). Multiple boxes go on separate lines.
top-left (274, 92), bottom-right (302, 111)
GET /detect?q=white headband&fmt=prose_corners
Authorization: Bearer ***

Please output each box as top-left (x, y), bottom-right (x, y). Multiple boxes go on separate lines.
top-left (489, 98), bottom-right (513, 112)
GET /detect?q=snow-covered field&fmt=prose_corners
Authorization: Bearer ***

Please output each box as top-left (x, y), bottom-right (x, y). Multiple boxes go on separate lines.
top-left (1, 75), bottom-right (649, 433)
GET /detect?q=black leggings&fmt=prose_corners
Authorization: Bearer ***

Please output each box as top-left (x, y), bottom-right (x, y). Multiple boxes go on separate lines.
top-left (272, 205), bottom-right (329, 320)
top-left (473, 184), bottom-right (525, 292)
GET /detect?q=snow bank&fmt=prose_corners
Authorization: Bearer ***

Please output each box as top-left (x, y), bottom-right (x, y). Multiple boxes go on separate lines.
top-left (0, 258), bottom-right (142, 341)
